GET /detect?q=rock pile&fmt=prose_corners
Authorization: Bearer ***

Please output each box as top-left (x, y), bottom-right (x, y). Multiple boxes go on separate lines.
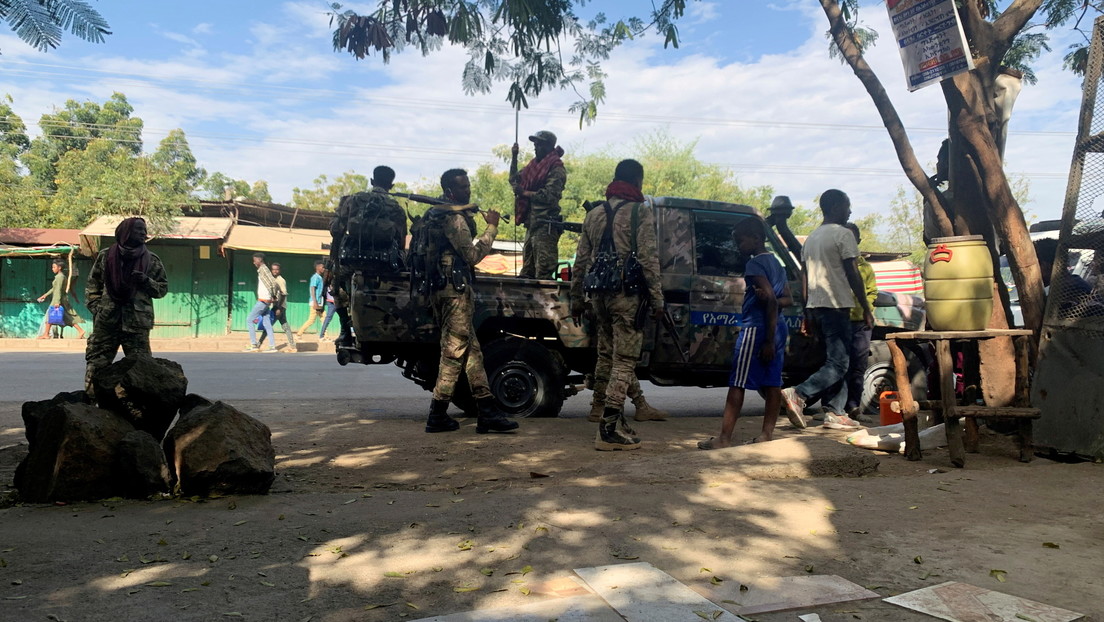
top-left (14, 356), bottom-right (275, 503)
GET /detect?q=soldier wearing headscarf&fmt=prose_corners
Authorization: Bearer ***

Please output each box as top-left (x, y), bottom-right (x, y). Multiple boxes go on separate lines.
top-left (84, 217), bottom-right (169, 395)
top-left (511, 130), bottom-right (566, 279)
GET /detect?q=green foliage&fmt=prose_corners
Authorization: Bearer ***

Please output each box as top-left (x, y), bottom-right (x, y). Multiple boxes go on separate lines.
top-left (200, 172), bottom-right (273, 202)
top-left (0, 93), bottom-right (207, 230)
top-left (23, 92), bottom-right (142, 192)
top-left (289, 171), bottom-right (371, 212)
top-left (329, 1), bottom-right (693, 125)
top-left (0, 0), bottom-right (111, 53)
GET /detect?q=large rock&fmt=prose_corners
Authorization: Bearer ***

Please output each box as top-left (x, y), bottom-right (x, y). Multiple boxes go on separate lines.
top-left (163, 399), bottom-right (275, 496)
top-left (92, 356), bottom-right (188, 441)
top-left (117, 430), bottom-right (171, 498)
top-left (21, 390), bottom-right (91, 447)
top-left (14, 403), bottom-right (136, 502)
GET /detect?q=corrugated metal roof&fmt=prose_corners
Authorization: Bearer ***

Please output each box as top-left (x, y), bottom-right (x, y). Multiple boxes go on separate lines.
top-left (80, 215), bottom-right (234, 240)
top-left (0, 228), bottom-right (82, 246)
top-left (223, 226), bottom-right (330, 256)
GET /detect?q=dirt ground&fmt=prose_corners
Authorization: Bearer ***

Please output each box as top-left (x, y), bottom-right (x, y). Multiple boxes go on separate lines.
top-left (1, 400), bottom-right (1101, 622)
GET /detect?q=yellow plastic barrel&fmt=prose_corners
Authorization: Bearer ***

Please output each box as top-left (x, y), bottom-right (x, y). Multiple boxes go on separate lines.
top-left (923, 235), bottom-right (993, 331)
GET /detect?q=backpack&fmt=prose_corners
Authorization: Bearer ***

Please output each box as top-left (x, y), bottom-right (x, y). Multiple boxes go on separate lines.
top-left (339, 191), bottom-right (403, 272)
top-left (408, 208), bottom-right (447, 298)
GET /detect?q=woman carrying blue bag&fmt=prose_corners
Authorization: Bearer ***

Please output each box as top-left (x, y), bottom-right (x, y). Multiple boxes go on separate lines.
top-left (36, 257), bottom-right (86, 339)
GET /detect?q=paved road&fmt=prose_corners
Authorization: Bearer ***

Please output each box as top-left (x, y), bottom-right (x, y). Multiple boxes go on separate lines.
top-left (0, 352), bottom-right (747, 419)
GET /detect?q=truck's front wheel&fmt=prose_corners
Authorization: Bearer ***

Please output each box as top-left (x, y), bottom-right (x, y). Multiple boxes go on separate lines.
top-left (481, 338), bottom-right (565, 418)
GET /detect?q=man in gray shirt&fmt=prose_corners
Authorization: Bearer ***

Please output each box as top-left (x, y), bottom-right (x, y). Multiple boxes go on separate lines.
top-left (781, 189), bottom-right (873, 430)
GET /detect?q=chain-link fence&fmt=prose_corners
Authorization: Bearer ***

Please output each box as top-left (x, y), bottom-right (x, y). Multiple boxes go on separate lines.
top-left (1046, 17), bottom-right (1104, 333)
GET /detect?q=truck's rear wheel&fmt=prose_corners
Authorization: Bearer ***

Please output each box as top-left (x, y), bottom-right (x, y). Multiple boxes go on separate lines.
top-left (477, 338), bottom-right (565, 418)
top-left (861, 340), bottom-right (928, 414)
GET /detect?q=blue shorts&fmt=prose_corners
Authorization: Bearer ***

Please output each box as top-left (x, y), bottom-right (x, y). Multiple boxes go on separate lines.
top-left (728, 322), bottom-right (787, 390)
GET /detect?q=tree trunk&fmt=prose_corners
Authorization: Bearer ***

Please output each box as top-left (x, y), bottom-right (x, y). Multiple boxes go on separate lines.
top-left (819, 0), bottom-right (954, 237)
top-left (942, 72), bottom-right (1046, 336)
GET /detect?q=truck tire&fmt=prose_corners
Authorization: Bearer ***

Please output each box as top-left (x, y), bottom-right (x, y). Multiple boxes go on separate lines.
top-left (480, 337), bottom-right (565, 418)
top-left (861, 340), bottom-right (928, 415)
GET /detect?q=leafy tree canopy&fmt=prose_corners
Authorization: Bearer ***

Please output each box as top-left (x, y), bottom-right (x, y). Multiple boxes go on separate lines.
top-left (200, 172), bottom-right (272, 203)
top-left (1, 0), bottom-right (111, 53)
top-left (329, 0), bottom-right (690, 125)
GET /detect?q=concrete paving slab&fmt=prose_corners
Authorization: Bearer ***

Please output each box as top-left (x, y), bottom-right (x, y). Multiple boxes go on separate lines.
top-left (692, 574), bottom-right (880, 615)
top-left (409, 594), bottom-right (623, 622)
top-left (575, 561), bottom-right (742, 621)
top-left (884, 581), bottom-right (1084, 622)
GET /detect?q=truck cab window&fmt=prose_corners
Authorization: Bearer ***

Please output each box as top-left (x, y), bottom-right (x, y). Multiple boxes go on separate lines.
top-left (693, 211), bottom-right (755, 276)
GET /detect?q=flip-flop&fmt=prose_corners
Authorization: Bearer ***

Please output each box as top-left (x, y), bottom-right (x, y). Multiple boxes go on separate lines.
top-left (742, 437), bottom-right (762, 445)
top-left (697, 438), bottom-right (717, 450)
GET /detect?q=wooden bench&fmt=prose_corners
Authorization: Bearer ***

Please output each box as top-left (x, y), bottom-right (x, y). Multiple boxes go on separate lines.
top-left (886, 329), bottom-right (1038, 467)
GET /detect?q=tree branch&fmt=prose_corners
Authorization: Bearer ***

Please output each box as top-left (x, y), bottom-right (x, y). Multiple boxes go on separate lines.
top-left (994, 0), bottom-right (1044, 45)
top-left (819, 0), bottom-right (954, 236)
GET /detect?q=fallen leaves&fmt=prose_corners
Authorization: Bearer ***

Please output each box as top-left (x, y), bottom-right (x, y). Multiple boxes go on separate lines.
top-left (693, 610), bottom-right (724, 620)
top-left (1042, 542), bottom-right (1060, 549)
top-left (457, 540), bottom-right (473, 551)
top-left (990, 569), bottom-right (1008, 583)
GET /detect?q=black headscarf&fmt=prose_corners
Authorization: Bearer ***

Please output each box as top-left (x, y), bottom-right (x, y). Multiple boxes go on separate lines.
top-left (104, 217), bottom-right (151, 303)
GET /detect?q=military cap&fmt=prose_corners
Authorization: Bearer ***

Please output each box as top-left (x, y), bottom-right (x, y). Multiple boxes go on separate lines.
top-left (528, 130), bottom-right (557, 145)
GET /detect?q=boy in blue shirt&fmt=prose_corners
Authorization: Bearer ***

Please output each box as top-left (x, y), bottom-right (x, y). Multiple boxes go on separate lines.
top-left (698, 218), bottom-right (792, 449)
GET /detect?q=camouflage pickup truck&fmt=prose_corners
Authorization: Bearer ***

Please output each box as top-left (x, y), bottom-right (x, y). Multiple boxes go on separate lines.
top-left (336, 197), bottom-right (927, 417)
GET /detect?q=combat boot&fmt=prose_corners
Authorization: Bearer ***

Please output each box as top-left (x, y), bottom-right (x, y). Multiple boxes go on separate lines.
top-left (632, 395), bottom-right (668, 421)
top-left (587, 388), bottom-right (605, 422)
top-left (595, 408), bottom-right (641, 451)
top-left (476, 398), bottom-right (519, 434)
top-left (425, 399), bottom-right (459, 433)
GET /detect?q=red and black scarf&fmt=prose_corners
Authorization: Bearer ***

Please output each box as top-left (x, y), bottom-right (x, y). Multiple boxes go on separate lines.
top-left (605, 180), bottom-right (645, 204)
top-left (515, 146), bottom-right (565, 223)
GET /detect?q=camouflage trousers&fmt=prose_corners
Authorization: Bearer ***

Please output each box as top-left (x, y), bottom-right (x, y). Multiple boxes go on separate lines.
top-left (592, 294), bottom-right (644, 411)
top-left (519, 217), bottom-right (561, 279)
top-left (590, 299), bottom-right (645, 404)
top-left (431, 292), bottom-right (493, 402)
top-left (84, 326), bottom-right (152, 395)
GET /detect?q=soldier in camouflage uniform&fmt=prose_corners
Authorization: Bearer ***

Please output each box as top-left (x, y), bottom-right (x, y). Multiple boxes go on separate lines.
top-left (587, 369), bottom-right (668, 423)
top-left (424, 168), bottom-right (519, 435)
top-left (512, 130), bottom-right (566, 280)
top-left (571, 160), bottom-right (665, 450)
top-left (84, 217), bottom-right (169, 396)
top-left (328, 165), bottom-right (406, 345)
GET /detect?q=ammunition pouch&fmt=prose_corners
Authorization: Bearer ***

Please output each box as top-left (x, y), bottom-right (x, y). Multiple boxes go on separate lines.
top-left (583, 251), bottom-right (623, 293)
top-left (622, 252), bottom-right (645, 296)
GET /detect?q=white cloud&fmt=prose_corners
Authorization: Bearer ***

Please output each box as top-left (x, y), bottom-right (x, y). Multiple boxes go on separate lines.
top-left (192, 23), bottom-right (214, 36)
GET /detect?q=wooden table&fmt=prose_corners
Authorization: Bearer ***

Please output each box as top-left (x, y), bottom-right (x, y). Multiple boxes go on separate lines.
top-left (885, 329), bottom-right (1039, 467)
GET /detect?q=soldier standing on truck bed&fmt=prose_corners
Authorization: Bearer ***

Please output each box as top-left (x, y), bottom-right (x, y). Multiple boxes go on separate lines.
top-left (327, 165), bottom-right (406, 346)
top-left (511, 130), bottom-right (566, 279)
top-left (419, 168), bottom-right (519, 435)
top-left (571, 159), bottom-right (665, 451)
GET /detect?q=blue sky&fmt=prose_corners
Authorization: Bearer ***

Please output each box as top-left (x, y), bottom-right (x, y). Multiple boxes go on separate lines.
top-left (0, 1), bottom-right (1083, 223)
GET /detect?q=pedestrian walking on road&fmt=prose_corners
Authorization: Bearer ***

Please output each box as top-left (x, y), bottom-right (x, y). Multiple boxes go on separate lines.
top-left (697, 218), bottom-right (791, 449)
top-left (780, 190), bottom-right (873, 431)
top-left (296, 260), bottom-right (327, 338)
top-left (37, 258), bottom-right (86, 339)
top-left (84, 217), bottom-right (168, 395)
top-left (258, 262), bottom-right (297, 352)
top-left (244, 252), bottom-right (277, 353)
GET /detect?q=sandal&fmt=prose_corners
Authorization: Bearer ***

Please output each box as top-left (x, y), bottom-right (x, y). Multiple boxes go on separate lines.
top-left (697, 438), bottom-right (722, 450)
top-left (742, 437), bottom-right (762, 445)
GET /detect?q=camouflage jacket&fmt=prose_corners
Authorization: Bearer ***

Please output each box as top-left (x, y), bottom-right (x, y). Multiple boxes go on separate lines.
top-left (525, 164), bottom-right (566, 221)
top-left (436, 211), bottom-right (498, 299)
top-left (85, 248), bottom-right (169, 332)
top-left (571, 198), bottom-right (663, 306)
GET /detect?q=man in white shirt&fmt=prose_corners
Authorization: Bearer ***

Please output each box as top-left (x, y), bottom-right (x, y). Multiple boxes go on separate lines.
top-left (781, 190), bottom-right (874, 429)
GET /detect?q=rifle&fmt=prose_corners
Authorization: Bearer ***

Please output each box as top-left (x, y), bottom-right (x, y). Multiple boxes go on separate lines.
top-left (390, 192), bottom-right (511, 223)
top-left (634, 299), bottom-right (690, 363)
top-left (535, 218), bottom-right (582, 234)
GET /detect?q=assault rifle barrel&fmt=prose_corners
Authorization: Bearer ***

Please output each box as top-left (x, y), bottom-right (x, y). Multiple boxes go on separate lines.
top-left (390, 192), bottom-right (511, 223)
